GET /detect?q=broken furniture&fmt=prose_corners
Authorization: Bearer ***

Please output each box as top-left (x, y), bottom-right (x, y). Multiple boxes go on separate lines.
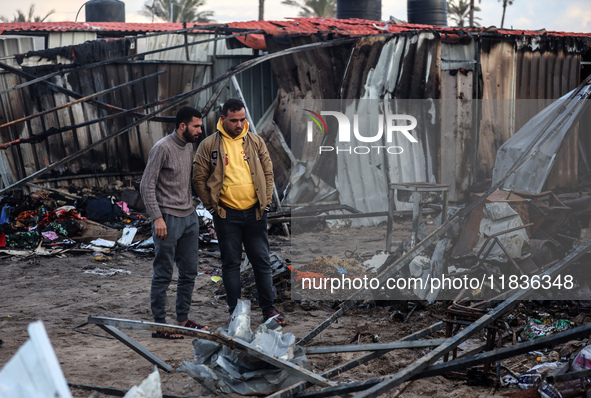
top-left (443, 300), bottom-right (511, 378)
top-left (386, 182), bottom-right (449, 252)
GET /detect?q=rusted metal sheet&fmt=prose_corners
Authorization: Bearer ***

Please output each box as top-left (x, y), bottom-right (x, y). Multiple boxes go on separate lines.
top-left (478, 36), bottom-right (585, 187)
top-left (492, 81), bottom-right (591, 194)
top-left (513, 37), bottom-right (582, 191)
top-left (477, 39), bottom-right (516, 182)
top-left (440, 41), bottom-right (476, 202)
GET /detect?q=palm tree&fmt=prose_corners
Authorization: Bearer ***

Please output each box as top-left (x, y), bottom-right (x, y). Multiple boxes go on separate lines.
top-left (143, 0), bottom-right (214, 23)
top-left (259, 0), bottom-right (265, 20)
top-left (447, 0), bottom-right (481, 27)
top-left (0, 5), bottom-right (55, 22)
top-left (499, 0), bottom-right (514, 28)
top-left (281, 0), bottom-right (337, 18)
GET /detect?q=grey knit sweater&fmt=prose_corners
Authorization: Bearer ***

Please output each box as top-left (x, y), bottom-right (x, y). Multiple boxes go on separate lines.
top-left (140, 132), bottom-right (195, 220)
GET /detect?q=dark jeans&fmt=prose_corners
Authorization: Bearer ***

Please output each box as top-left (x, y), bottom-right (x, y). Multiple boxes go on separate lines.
top-left (151, 212), bottom-right (199, 324)
top-left (214, 206), bottom-right (274, 316)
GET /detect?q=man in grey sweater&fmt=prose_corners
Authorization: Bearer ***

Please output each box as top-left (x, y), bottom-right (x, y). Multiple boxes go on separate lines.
top-left (140, 106), bottom-right (207, 339)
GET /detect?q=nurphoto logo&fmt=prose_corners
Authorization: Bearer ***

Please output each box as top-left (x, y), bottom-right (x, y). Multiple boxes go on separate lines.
top-left (304, 109), bottom-right (418, 155)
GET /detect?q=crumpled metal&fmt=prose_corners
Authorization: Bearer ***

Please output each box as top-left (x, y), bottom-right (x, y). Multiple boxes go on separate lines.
top-left (178, 300), bottom-right (308, 396)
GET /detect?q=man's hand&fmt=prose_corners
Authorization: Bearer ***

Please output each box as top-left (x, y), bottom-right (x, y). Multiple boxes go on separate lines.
top-left (154, 217), bottom-right (167, 240)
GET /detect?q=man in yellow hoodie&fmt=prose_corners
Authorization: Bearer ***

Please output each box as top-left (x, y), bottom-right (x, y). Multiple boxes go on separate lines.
top-left (193, 98), bottom-right (286, 325)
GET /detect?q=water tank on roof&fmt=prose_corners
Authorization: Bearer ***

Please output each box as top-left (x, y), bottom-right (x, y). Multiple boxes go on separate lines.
top-left (337, 0), bottom-right (382, 21)
top-left (86, 0), bottom-right (125, 22)
top-left (407, 0), bottom-right (447, 26)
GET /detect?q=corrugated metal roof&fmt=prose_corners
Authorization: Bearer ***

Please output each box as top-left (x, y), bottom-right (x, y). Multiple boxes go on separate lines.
top-left (0, 21), bottom-right (213, 34)
top-left (229, 18), bottom-right (591, 38)
top-left (226, 18), bottom-right (591, 50)
top-left (2, 18), bottom-right (590, 50)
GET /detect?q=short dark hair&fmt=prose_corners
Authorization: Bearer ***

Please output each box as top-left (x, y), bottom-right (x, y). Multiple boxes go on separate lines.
top-left (176, 106), bottom-right (202, 128)
top-left (221, 98), bottom-right (245, 116)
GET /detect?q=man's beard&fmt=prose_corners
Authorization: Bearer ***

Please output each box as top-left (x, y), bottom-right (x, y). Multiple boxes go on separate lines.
top-left (183, 130), bottom-right (197, 142)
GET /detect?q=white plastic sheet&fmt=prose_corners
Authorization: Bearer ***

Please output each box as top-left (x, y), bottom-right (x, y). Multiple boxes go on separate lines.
top-left (0, 321), bottom-right (72, 398)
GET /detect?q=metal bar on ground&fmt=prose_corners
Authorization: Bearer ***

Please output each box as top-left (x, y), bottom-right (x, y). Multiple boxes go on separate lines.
top-left (68, 382), bottom-right (186, 398)
top-left (96, 325), bottom-right (173, 372)
top-left (304, 338), bottom-right (448, 354)
top-left (297, 300), bottom-right (357, 346)
top-left (87, 316), bottom-right (334, 387)
top-left (298, 324), bottom-right (591, 398)
top-left (269, 210), bottom-right (439, 223)
top-left (0, 70), bottom-right (166, 131)
top-left (416, 321), bottom-right (591, 380)
top-left (282, 201), bottom-right (341, 207)
top-left (267, 322), bottom-right (445, 398)
top-left (547, 368), bottom-right (591, 384)
top-left (349, 237), bottom-right (591, 398)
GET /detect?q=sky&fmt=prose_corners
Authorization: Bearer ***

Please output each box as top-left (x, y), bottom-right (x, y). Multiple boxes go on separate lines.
top-left (0, 0), bottom-right (589, 33)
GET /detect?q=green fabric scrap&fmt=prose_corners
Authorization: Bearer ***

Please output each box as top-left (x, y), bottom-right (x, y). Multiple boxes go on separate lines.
top-left (5, 231), bottom-right (41, 249)
top-left (43, 221), bottom-right (69, 237)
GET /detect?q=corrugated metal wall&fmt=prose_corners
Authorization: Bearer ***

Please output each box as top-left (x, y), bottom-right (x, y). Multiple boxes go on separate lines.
top-left (337, 33), bottom-right (441, 225)
top-left (267, 31), bottom-right (589, 211)
top-left (0, 62), bottom-right (207, 188)
top-left (477, 35), bottom-right (583, 191)
top-left (0, 36), bottom-right (38, 68)
top-left (140, 33), bottom-right (277, 136)
top-left (0, 32), bottom-right (279, 190)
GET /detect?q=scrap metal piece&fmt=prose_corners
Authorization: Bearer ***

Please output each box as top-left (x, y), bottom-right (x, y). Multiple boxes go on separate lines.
top-left (95, 324), bottom-right (172, 372)
top-left (304, 338), bottom-right (447, 354)
top-left (268, 322), bottom-right (444, 398)
top-left (299, 320), bottom-right (591, 398)
top-left (348, 235), bottom-right (591, 397)
top-left (87, 316), bottom-right (334, 387)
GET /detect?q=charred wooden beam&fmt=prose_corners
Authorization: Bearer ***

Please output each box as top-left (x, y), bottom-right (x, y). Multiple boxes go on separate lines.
top-left (0, 70), bottom-right (166, 131)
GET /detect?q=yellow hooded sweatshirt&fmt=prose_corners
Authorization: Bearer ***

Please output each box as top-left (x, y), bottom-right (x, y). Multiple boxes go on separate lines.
top-left (218, 118), bottom-right (258, 210)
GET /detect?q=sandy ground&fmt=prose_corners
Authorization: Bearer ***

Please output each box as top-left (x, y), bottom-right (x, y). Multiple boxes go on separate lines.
top-left (0, 221), bottom-right (570, 397)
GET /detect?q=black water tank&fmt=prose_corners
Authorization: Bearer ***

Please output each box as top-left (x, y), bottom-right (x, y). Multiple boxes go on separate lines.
top-left (337, 0), bottom-right (382, 21)
top-left (407, 0), bottom-right (447, 26)
top-left (86, 0), bottom-right (125, 22)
